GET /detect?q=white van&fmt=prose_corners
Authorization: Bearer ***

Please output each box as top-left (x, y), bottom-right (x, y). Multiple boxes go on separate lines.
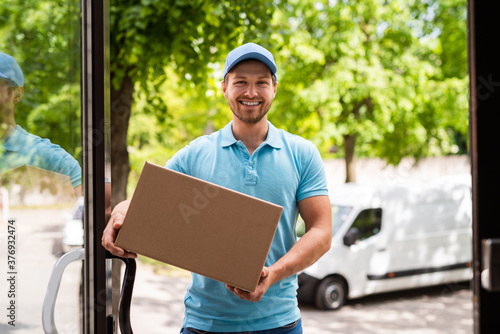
top-left (297, 175), bottom-right (472, 310)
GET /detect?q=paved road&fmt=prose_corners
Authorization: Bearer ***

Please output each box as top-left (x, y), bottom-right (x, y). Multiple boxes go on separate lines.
top-left (130, 262), bottom-right (473, 334)
top-left (299, 283), bottom-right (472, 334)
top-left (0, 206), bottom-right (81, 334)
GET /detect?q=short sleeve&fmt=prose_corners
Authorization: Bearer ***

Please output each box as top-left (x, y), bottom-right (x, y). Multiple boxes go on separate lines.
top-left (165, 145), bottom-right (190, 174)
top-left (296, 144), bottom-right (328, 202)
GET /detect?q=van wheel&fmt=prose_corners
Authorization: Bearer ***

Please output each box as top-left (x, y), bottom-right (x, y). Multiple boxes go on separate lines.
top-left (314, 276), bottom-right (346, 310)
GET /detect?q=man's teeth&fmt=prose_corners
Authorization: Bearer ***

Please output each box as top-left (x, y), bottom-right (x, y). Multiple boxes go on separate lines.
top-left (241, 101), bottom-right (260, 106)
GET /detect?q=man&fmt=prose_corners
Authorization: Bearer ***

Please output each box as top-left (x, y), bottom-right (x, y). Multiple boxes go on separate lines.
top-left (0, 52), bottom-right (82, 196)
top-left (102, 43), bottom-right (332, 333)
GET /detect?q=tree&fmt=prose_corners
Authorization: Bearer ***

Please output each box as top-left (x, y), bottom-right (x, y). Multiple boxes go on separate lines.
top-left (109, 0), bottom-right (277, 205)
top-left (270, 0), bottom-right (468, 182)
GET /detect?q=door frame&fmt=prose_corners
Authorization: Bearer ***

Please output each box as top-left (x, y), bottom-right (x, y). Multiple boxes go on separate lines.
top-left (468, 0), bottom-right (500, 333)
top-left (82, 0), bottom-right (111, 333)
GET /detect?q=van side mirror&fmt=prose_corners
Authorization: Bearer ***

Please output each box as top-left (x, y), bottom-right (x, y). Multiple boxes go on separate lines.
top-left (343, 227), bottom-right (360, 246)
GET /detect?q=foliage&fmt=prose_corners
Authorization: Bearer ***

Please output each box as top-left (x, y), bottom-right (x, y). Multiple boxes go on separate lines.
top-left (1, 0), bottom-right (469, 191)
top-left (125, 0), bottom-right (469, 188)
top-left (269, 0), bottom-right (469, 166)
top-left (126, 67), bottom-right (233, 193)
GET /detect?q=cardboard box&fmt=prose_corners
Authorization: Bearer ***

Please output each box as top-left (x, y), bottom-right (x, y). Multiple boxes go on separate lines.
top-left (115, 161), bottom-right (283, 292)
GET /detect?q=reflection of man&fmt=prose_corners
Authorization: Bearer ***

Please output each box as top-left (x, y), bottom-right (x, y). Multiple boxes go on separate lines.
top-left (0, 52), bottom-right (82, 196)
top-left (103, 43), bottom-right (332, 333)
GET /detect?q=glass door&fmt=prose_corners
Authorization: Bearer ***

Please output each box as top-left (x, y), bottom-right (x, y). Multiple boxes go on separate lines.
top-left (1, 0), bottom-right (115, 333)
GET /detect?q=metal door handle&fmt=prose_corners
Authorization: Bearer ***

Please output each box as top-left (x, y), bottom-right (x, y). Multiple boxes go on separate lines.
top-left (482, 239), bottom-right (500, 292)
top-left (42, 248), bottom-right (85, 334)
top-left (107, 252), bottom-right (136, 334)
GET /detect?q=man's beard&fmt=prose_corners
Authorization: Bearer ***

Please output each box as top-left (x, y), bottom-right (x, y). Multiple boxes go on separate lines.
top-left (232, 108), bottom-right (269, 124)
top-left (229, 99), bottom-right (272, 124)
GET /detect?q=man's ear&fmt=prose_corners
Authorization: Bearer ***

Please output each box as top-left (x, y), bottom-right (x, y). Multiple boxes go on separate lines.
top-left (221, 79), bottom-right (228, 98)
top-left (14, 86), bottom-right (24, 104)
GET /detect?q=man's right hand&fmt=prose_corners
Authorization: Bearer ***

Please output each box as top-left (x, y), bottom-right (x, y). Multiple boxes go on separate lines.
top-left (101, 199), bottom-right (137, 258)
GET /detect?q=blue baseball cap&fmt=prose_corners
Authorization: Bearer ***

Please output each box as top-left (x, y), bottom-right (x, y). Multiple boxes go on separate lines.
top-left (0, 52), bottom-right (24, 87)
top-left (223, 43), bottom-right (277, 81)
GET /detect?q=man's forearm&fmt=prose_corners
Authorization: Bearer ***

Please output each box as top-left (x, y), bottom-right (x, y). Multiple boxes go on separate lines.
top-left (268, 224), bottom-right (331, 286)
top-left (267, 195), bottom-right (332, 286)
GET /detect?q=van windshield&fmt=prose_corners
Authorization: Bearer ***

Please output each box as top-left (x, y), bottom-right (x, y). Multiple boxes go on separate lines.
top-left (332, 205), bottom-right (352, 236)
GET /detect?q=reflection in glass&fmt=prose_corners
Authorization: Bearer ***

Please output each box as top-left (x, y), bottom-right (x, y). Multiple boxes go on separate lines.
top-left (1, 52), bottom-right (82, 198)
top-left (0, 2), bottom-right (82, 329)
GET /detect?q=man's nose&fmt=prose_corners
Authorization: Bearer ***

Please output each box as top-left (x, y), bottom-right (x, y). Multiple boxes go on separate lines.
top-left (244, 84), bottom-right (258, 97)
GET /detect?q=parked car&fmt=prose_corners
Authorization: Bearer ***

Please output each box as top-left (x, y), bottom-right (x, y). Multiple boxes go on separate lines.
top-left (62, 197), bottom-right (84, 253)
top-left (297, 175), bottom-right (472, 310)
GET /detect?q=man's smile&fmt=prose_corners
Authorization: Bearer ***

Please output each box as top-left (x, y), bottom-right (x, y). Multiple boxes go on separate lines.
top-left (240, 101), bottom-right (261, 106)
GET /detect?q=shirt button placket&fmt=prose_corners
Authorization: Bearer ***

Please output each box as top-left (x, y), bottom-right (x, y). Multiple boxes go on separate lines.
top-left (245, 158), bottom-right (257, 185)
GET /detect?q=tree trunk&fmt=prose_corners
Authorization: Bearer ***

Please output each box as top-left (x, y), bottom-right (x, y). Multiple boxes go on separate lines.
top-left (344, 134), bottom-right (356, 183)
top-left (110, 73), bottom-right (134, 207)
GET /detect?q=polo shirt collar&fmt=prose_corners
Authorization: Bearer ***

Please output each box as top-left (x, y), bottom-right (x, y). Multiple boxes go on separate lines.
top-left (221, 121), bottom-right (282, 149)
top-left (221, 122), bottom-right (237, 147)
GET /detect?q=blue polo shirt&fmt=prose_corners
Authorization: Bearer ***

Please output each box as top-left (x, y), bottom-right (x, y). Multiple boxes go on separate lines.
top-left (0, 125), bottom-right (82, 188)
top-left (166, 121), bottom-right (328, 332)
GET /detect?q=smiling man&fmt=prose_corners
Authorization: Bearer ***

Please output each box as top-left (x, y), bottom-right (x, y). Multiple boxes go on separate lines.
top-left (102, 43), bottom-right (332, 334)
